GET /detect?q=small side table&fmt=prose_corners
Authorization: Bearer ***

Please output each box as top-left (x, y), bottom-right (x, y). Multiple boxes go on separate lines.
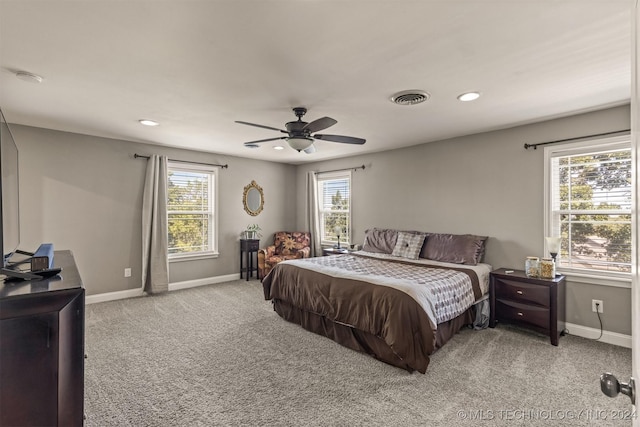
top-left (322, 247), bottom-right (349, 256)
top-left (489, 268), bottom-right (566, 346)
top-left (240, 239), bottom-right (260, 281)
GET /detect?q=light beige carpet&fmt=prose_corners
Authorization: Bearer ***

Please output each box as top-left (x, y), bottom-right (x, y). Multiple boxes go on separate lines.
top-left (84, 279), bottom-right (632, 426)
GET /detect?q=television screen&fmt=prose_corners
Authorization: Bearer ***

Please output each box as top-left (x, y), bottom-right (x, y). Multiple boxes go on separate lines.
top-left (0, 108), bottom-right (20, 267)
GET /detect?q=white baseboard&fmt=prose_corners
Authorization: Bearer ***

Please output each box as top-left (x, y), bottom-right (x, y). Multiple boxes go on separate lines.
top-left (565, 322), bottom-right (631, 348)
top-left (86, 288), bottom-right (144, 305)
top-left (85, 273), bottom-right (242, 305)
top-left (169, 273), bottom-right (240, 291)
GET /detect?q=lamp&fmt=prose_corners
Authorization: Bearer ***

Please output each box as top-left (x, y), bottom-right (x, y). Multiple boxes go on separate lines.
top-left (545, 236), bottom-right (562, 261)
top-left (334, 226), bottom-right (342, 249)
top-left (287, 137), bottom-right (314, 152)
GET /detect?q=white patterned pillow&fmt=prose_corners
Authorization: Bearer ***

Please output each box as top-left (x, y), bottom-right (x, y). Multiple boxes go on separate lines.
top-left (391, 231), bottom-right (426, 260)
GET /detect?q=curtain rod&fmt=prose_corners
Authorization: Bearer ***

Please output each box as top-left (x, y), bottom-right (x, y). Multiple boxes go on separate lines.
top-left (314, 165), bottom-right (365, 175)
top-left (134, 153), bottom-right (228, 169)
top-left (523, 129), bottom-right (630, 150)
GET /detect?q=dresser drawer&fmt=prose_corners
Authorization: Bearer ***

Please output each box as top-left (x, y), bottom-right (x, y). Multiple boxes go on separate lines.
top-left (496, 299), bottom-right (550, 330)
top-left (494, 278), bottom-right (550, 307)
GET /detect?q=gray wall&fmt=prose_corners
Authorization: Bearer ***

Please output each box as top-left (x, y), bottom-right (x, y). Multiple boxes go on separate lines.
top-left (12, 125), bottom-right (296, 295)
top-left (295, 105), bottom-right (631, 335)
top-left (11, 104), bottom-right (632, 335)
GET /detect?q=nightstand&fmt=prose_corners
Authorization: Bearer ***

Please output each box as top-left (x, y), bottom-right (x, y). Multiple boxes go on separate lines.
top-left (240, 239), bottom-right (260, 281)
top-left (322, 248), bottom-right (349, 256)
top-left (489, 268), bottom-right (566, 346)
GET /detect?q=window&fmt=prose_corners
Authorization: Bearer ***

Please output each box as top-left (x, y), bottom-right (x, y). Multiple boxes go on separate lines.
top-left (167, 162), bottom-right (218, 260)
top-left (317, 171), bottom-right (351, 246)
top-left (545, 136), bottom-right (632, 280)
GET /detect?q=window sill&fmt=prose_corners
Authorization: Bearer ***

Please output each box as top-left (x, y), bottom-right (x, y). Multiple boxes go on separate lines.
top-left (558, 269), bottom-right (631, 289)
top-left (169, 252), bottom-right (219, 263)
top-left (321, 242), bottom-right (350, 247)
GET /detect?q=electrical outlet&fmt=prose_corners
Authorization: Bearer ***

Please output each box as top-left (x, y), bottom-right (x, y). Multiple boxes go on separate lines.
top-left (124, 268), bottom-right (132, 278)
top-left (592, 299), bottom-right (603, 313)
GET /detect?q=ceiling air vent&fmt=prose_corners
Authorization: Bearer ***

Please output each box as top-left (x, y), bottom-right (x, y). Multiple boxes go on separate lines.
top-left (390, 90), bottom-right (430, 106)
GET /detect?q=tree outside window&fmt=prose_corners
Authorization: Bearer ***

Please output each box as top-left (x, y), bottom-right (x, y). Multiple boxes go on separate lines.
top-left (547, 138), bottom-right (631, 275)
top-left (318, 173), bottom-right (351, 246)
top-left (167, 163), bottom-right (217, 258)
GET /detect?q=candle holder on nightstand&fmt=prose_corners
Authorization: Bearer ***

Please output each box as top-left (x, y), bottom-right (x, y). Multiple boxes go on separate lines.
top-left (334, 226), bottom-right (342, 249)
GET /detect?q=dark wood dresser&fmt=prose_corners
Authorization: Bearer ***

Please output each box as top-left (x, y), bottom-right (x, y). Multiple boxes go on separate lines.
top-left (0, 250), bottom-right (85, 426)
top-left (489, 268), bottom-right (566, 346)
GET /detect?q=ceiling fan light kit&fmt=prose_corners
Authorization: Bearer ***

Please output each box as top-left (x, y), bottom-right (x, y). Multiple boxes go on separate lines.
top-left (236, 107), bottom-right (365, 154)
top-left (287, 137), bottom-right (314, 152)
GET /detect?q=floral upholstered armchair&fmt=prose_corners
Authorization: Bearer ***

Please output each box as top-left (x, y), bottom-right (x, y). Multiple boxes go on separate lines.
top-left (258, 231), bottom-right (311, 279)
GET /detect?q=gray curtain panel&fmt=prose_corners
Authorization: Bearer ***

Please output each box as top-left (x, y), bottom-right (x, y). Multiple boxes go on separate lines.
top-left (142, 155), bottom-right (169, 294)
top-left (306, 171), bottom-right (321, 257)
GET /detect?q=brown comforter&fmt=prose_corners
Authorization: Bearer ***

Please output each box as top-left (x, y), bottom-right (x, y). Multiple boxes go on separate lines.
top-left (262, 253), bottom-right (482, 373)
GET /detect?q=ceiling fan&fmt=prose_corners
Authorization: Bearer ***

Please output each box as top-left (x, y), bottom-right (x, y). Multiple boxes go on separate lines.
top-left (236, 107), bottom-right (366, 153)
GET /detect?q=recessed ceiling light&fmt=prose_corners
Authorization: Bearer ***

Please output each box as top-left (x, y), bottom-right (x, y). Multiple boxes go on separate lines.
top-left (457, 92), bottom-right (481, 102)
top-left (15, 71), bottom-right (43, 83)
top-left (139, 119), bottom-right (159, 126)
top-left (273, 145), bottom-right (284, 150)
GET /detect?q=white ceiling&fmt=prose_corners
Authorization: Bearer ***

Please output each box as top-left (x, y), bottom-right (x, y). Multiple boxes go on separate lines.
top-left (0, 0), bottom-right (632, 165)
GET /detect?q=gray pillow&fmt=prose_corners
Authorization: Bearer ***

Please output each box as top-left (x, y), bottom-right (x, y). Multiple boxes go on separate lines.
top-left (391, 231), bottom-right (427, 260)
top-left (362, 228), bottom-right (399, 254)
top-left (421, 233), bottom-right (488, 265)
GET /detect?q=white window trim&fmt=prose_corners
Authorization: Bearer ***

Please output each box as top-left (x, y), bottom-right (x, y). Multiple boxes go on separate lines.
top-left (169, 252), bottom-right (218, 263)
top-left (167, 161), bottom-right (219, 261)
top-left (543, 134), bottom-right (632, 287)
top-left (317, 170), bottom-right (352, 247)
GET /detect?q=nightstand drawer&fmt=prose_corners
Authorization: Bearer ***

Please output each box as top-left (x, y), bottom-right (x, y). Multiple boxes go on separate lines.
top-left (496, 299), bottom-right (550, 330)
top-left (241, 239), bottom-right (260, 251)
top-left (490, 268), bottom-right (565, 346)
top-left (494, 278), bottom-right (550, 307)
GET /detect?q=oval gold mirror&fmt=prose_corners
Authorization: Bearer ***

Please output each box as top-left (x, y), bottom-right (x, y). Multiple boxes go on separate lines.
top-left (243, 180), bottom-right (264, 216)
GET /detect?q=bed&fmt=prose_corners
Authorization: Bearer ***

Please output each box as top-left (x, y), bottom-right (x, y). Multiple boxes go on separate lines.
top-left (262, 228), bottom-right (491, 373)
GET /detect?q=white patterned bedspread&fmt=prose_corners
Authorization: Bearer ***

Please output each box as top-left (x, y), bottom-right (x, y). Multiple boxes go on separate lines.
top-left (281, 251), bottom-right (492, 329)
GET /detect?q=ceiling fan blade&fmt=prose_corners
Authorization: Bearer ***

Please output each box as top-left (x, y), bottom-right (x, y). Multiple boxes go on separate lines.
top-left (243, 136), bottom-right (287, 145)
top-left (313, 134), bottom-right (366, 145)
top-left (235, 121), bottom-right (288, 133)
top-left (303, 117), bottom-right (337, 133)
top-left (303, 144), bottom-right (317, 154)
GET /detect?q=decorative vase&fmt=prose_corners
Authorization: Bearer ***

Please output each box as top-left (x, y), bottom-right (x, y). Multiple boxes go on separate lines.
top-left (540, 258), bottom-right (555, 279)
top-left (525, 256), bottom-right (539, 277)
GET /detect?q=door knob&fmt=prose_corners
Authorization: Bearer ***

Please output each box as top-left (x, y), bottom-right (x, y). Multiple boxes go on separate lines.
top-left (600, 373), bottom-right (635, 405)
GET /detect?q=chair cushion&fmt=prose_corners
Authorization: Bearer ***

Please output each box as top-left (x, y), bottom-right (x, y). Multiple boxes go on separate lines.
top-left (275, 231), bottom-right (311, 256)
top-left (265, 254), bottom-right (299, 266)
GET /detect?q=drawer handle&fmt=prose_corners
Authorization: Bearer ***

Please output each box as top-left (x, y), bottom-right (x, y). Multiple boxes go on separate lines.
top-left (516, 290), bottom-right (523, 295)
top-left (517, 312), bottom-right (524, 316)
